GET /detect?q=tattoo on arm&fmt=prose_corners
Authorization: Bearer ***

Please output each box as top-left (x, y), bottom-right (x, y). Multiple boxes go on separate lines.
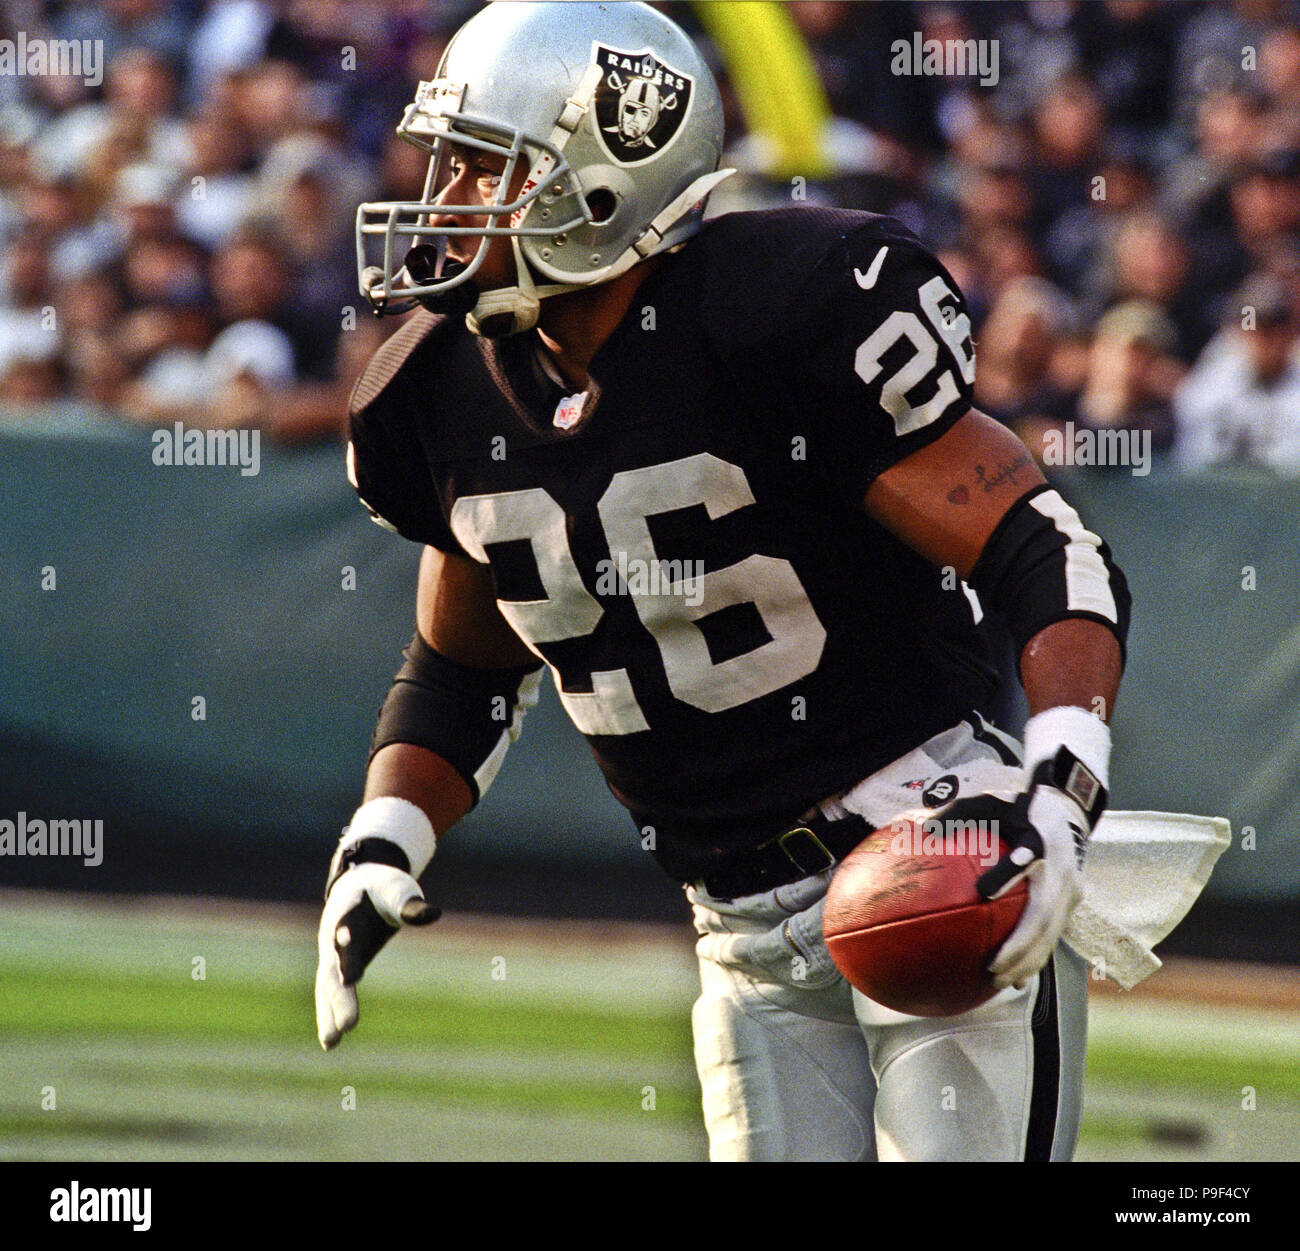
top-left (974, 453), bottom-right (1031, 493)
top-left (947, 452), bottom-right (1032, 504)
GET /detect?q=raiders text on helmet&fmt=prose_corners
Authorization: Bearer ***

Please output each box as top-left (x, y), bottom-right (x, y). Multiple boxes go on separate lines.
top-left (355, 1), bottom-right (732, 336)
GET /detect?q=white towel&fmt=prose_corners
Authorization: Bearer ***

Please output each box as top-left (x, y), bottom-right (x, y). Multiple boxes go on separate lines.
top-left (1063, 811), bottom-right (1233, 988)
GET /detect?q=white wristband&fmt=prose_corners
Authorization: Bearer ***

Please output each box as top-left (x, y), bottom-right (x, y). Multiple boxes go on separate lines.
top-left (337, 796), bottom-right (438, 880)
top-left (1021, 705), bottom-right (1111, 791)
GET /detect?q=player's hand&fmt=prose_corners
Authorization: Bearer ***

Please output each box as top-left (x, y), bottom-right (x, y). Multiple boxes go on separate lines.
top-left (315, 862), bottom-right (440, 1050)
top-left (974, 785), bottom-right (1086, 992)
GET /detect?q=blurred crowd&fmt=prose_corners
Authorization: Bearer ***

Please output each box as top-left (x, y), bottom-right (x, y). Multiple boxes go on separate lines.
top-left (1, 0), bottom-right (1299, 470)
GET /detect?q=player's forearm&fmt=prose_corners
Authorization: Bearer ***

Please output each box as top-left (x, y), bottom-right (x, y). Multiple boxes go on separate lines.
top-left (1020, 618), bottom-right (1122, 723)
top-left (1016, 618), bottom-right (1119, 840)
top-left (364, 742), bottom-right (474, 837)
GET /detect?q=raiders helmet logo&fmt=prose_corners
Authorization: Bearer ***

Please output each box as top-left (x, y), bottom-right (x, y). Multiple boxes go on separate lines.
top-left (592, 43), bottom-right (694, 165)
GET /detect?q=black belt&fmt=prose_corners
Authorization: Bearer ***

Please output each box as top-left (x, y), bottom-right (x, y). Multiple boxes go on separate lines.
top-left (699, 810), bottom-right (875, 900)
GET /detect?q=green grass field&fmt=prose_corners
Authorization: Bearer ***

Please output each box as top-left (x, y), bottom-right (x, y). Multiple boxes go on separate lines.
top-left (1, 890), bottom-right (1297, 1161)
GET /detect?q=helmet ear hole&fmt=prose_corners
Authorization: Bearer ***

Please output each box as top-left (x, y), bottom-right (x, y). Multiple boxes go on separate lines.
top-left (585, 188), bottom-right (618, 223)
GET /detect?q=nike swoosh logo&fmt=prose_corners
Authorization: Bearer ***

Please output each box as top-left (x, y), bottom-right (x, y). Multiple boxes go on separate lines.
top-left (854, 246), bottom-right (889, 289)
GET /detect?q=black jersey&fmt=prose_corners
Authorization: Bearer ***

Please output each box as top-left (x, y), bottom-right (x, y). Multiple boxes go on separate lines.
top-left (348, 207), bottom-right (1000, 882)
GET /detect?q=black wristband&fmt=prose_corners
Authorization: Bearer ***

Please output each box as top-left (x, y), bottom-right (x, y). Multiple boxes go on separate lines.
top-left (324, 836), bottom-right (411, 901)
top-left (1029, 746), bottom-right (1108, 831)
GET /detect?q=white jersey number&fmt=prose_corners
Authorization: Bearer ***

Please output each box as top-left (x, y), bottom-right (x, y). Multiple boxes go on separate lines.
top-left (449, 454), bottom-right (826, 735)
top-left (854, 274), bottom-right (974, 436)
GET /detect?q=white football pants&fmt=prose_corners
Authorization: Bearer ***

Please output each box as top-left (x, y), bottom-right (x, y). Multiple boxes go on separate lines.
top-left (687, 716), bottom-right (1089, 1162)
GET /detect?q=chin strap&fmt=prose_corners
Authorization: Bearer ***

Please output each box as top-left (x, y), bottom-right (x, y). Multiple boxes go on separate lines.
top-left (464, 167), bottom-right (737, 338)
top-left (610, 167), bottom-right (736, 277)
top-left (466, 236), bottom-right (543, 337)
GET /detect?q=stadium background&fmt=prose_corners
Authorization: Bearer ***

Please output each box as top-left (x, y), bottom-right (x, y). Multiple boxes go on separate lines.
top-left (2, 0), bottom-right (1298, 1162)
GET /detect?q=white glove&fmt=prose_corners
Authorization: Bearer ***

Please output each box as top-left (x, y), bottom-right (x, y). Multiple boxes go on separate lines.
top-left (985, 786), bottom-right (1086, 990)
top-left (315, 797), bottom-right (439, 1050)
top-left (984, 706), bottom-right (1111, 991)
top-left (315, 862), bottom-right (439, 1049)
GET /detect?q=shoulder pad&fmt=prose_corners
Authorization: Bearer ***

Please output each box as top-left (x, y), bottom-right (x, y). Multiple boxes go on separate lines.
top-left (691, 208), bottom-right (926, 349)
top-left (347, 310), bottom-right (455, 420)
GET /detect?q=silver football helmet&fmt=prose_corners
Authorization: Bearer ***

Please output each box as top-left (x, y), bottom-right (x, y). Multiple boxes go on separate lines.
top-left (355, 1), bottom-right (732, 336)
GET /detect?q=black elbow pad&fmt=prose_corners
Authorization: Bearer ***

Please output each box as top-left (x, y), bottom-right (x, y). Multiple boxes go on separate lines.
top-left (968, 484), bottom-right (1131, 668)
top-left (370, 631), bottom-right (545, 805)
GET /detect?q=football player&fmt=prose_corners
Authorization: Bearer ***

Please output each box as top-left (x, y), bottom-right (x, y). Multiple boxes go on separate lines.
top-left (316, 1), bottom-right (1129, 1162)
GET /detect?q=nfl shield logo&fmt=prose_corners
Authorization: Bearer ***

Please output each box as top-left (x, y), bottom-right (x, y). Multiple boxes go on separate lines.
top-left (553, 392), bottom-right (587, 430)
top-left (592, 43), bottom-right (694, 166)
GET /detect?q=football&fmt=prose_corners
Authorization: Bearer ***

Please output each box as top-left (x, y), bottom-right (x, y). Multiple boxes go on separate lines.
top-left (822, 814), bottom-right (1029, 1017)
